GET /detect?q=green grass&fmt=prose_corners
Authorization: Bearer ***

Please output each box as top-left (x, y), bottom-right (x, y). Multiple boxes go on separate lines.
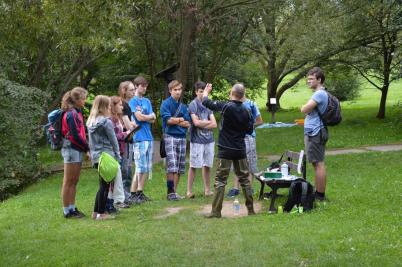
top-left (3, 77), bottom-right (401, 266)
top-left (255, 78), bottom-right (402, 110)
top-left (1, 151), bottom-right (401, 266)
top-left (253, 78), bottom-right (402, 155)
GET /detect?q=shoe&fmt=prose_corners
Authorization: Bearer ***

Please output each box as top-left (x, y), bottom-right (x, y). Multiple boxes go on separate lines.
top-left (95, 213), bottom-right (116, 220)
top-left (139, 192), bottom-right (151, 202)
top-left (128, 194), bottom-right (138, 204)
top-left (115, 202), bottom-right (130, 209)
top-left (135, 194), bottom-right (146, 204)
top-left (186, 193), bottom-right (195, 199)
top-left (226, 188), bottom-right (240, 198)
top-left (175, 193), bottom-right (185, 199)
top-left (167, 193), bottom-right (179, 201)
top-left (204, 191), bottom-right (214, 197)
top-left (315, 192), bottom-right (329, 202)
top-left (106, 205), bottom-right (119, 214)
top-left (71, 208), bottom-right (85, 218)
top-left (205, 213), bottom-right (221, 218)
top-left (64, 208), bottom-right (85, 219)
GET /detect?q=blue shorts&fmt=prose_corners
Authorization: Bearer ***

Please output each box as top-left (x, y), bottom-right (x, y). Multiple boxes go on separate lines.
top-left (133, 141), bottom-right (153, 173)
top-left (61, 139), bottom-right (83, 164)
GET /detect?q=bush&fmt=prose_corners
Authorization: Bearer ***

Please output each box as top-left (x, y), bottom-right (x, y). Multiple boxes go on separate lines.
top-left (325, 68), bottom-right (361, 101)
top-left (0, 79), bottom-right (48, 200)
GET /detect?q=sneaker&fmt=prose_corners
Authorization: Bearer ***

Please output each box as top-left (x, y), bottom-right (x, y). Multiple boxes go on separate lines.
top-left (71, 208), bottom-right (85, 218)
top-left (140, 192), bottom-right (151, 201)
top-left (134, 194), bottom-right (146, 204)
top-left (226, 188), bottom-right (240, 198)
top-left (127, 194), bottom-right (138, 204)
top-left (167, 193), bottom-right (179, 201)
top-left (315, 192), bottom-right (329, 202)
top-left (64, 209), bottom-right (85, 219)
top-left (115, 202), bottom-right (130, 209)
top-left (106, 205), bottom-right (119, 214)
top-left (175, 193), bottom-right (185, 199)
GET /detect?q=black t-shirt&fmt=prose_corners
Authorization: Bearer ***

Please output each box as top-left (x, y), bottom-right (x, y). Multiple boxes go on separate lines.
top-left (123, 101), bottom-right (132, 120)
top-left (202, 98), bottom-right (253, 160)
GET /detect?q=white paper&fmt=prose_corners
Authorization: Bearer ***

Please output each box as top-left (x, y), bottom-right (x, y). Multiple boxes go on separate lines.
top-left (297, 150), bottom-right (304, 174)
top-left (270, 98), bottom-right (277, 104)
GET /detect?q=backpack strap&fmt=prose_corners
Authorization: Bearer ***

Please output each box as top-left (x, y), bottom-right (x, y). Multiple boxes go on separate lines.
top-left (315, 88), bottom-right (329, 128)
top-left (163, 102), bottom-right (182, 134)
top-left (288, 181), bottom-right (298, 203)
top-left (300, 182), bottom-right (308, 206)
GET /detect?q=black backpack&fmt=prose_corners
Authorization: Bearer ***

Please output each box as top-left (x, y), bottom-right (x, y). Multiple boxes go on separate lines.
top-left (284, 179), bottom-right (315, 212)
top-left (316, 89), bottom-right (342, 126)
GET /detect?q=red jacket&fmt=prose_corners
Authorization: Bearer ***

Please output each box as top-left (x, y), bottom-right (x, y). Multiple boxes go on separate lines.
top-left (62, 108), bottom-right (89, 152)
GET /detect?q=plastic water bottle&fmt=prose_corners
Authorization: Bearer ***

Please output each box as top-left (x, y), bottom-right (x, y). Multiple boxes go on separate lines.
top-left (233, 198), bottom-right (240, 216)
top-left (281, 162), bottom-right (288, 177)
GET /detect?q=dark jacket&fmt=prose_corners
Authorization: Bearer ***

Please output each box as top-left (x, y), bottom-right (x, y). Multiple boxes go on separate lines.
top-left (202, 97), bottom-right (253, 159)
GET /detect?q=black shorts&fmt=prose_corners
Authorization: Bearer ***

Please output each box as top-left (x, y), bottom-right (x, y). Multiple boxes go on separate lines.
top-left (304, 128), bottom-right (328, 163)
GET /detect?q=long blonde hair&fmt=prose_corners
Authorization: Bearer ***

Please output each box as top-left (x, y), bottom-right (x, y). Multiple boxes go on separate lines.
top-left (118, 81), bottom-right (134, 101)
top-left (86, 95), bottom-right (110, 126)
top-left (61, 87), bottom-right (88, 111)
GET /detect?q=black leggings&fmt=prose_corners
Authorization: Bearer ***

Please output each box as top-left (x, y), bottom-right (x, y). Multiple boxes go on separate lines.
top-left (93, 164), bottom-right (111, 214)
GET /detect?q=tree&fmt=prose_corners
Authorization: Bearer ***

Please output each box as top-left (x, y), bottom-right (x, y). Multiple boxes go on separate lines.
top-left (245, 0), bottom-right (382, 110)
top-left (0, 1), bottom-right (135, 120)
top-left (340, 0), bottom-right (401, 118)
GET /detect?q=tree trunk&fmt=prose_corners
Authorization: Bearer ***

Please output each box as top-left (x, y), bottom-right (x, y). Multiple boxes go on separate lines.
top-left (376, 85), bottom-right (389, 119)
top-left (177, 5), bottom-right (198, 99)
top-left (265, 68), bottom-right (280, 112)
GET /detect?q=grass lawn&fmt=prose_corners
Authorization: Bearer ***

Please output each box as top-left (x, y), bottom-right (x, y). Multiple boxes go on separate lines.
top-left (3, 77), bottom-right (401, 266)
top-left (0, 151), bottom-right (401, 266)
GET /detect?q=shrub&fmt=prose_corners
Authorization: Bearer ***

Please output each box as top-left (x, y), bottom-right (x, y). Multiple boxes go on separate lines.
top-left (0, 79), bottom-right (48, 200)
top-left (325, 68), bottom-right (361, 101)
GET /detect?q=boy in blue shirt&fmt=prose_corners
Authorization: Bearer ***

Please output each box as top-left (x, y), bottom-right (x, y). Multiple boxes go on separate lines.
top-left (129, 76), bottom-right (156, 203)
top-left (301, 67), bottom-right (329, 202)
top-left (160, 80), bottom-right (191, 201)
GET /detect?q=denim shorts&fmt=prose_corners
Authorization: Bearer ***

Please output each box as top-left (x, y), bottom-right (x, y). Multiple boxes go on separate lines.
top-left (61, 139), bottom-right (83, 164)
top-left (133, 141), bottom-right (153, 173)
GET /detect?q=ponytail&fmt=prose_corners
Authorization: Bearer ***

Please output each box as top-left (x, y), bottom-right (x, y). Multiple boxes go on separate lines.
top-left (61, 87), bottom-right (87, 111)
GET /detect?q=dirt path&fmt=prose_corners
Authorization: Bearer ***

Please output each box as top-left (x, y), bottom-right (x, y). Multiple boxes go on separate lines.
top-left (44, 142), bottom-right (402, 173)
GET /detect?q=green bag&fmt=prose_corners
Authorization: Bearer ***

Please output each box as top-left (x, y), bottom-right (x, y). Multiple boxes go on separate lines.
top-left (98, 152), bottom-right (119, 182)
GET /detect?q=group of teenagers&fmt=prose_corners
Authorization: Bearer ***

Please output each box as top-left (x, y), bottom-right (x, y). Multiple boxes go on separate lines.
top-left (60, 66), bottom-right (330, 220)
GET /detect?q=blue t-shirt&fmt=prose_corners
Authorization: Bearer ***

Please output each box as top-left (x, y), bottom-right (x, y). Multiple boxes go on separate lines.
top-left (128, 96), bottom-right (154, 141)
top-left (160, 96), bottom-right (191, 139)
top-left (243, 99), bottom-right (260, 138)
top-left (304, 88), bottom-right (328, 136)
top-left (188, 98), bottom-right (214, 144)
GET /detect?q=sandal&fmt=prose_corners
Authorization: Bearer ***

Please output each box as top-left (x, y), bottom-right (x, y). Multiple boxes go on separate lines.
top-left (186, 193), bottom-right (195, 199)
top-left (95, 213), bottom-right (116, 220)
top-left (204, 191), bottom-right (214, 197)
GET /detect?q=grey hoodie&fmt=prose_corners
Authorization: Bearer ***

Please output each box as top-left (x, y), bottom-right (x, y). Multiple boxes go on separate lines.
top-left (88, 116), bottom-right (121, 164)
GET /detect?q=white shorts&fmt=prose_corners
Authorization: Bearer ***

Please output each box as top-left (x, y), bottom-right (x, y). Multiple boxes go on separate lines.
top-left (245, 135), bottom-right (258, 173)
top-left (189, 142), bottom-right (215, 168)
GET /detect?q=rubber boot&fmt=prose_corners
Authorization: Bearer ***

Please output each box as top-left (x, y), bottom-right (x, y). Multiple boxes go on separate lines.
top-left (206, 187), bottom-right (225, 218)
top-left (242, 187), bottom-right (256, 215)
